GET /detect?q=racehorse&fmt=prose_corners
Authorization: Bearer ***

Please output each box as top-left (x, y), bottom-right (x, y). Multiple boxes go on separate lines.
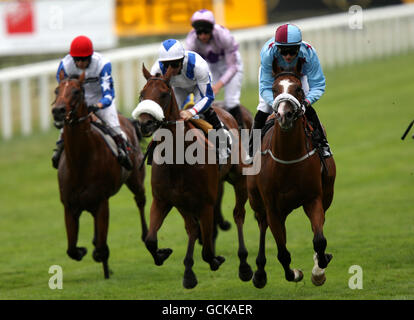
top-left (51, 70), bottom-right (147, 279)
top-left (133, 64), bottom-right (252, 289)
top-left (247, 59), bottom-right (336, 287)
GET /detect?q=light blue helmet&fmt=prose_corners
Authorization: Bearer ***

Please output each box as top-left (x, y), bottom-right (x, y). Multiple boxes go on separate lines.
top-left (275, 24), bottom-right (302, 46)
top-left (158, 39), bottom-right (185, 62)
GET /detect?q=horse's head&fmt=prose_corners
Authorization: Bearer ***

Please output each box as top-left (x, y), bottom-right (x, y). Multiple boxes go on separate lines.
top-left (52, 70), bottom-right (87, 127)
top-left (132, 64), bottom-right (177, 137)
top-left (271, 58), bottom-right (305, 131)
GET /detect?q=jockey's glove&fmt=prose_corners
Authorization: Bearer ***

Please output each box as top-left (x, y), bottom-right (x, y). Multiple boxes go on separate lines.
top-left (87, 104), bottom-right (101, 113)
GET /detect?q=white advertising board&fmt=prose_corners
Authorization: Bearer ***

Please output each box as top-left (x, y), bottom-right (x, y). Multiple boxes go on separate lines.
top-left (0, 0), bottom-right (117, 56)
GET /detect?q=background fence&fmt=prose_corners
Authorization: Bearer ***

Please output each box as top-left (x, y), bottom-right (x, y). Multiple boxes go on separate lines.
top-left (1, 3), bottom-right (413, 140)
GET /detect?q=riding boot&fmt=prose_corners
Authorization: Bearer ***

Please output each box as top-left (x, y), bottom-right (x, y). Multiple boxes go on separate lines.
top-left (52, 140), bottom-right (64, 169)
top-left (228, 105), bottom-right (244, 129)
top-left (247, 110), bottom-right (270, 160)
top-left (304, 105), bottom-right (333, 158)
top-left (203, 107), bottom-right (231, 163)
top-left (112, 134), bottom-right (133, 170)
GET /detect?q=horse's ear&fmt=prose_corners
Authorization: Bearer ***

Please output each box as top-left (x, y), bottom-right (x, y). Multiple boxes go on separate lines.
top-left (59, 69), bottom-right (65, 82)
top-left (272, 58), bottom-right (283, 77)
top-left (163, 66), bottom-right (173, 84)
top-left (294, 58), bottom-right (304, 76)
top-left (142, 63), bottom-right (152, 80)
top-left (79, 71), bottom-right (85, 84)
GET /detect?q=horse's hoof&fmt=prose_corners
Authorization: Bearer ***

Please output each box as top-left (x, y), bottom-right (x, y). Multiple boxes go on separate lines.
top-left (219, 220), bottom-right (231, 231)
top-left (183, 270), bottom-right (198, 289)
top-left (67, 247), bottom-right (87, 261)
top-left (252, 270), bottom-right (267, 288)
top-left (293, 269), bottom-right (304, 282)
top-left (239, 264), bottom-right (253, 282)
top-left (210, 256), bottom-right (225, 271)
top-left (154, 248), bottom-right (173, 266)
top-left (311, 272), bottom-right (326, 286)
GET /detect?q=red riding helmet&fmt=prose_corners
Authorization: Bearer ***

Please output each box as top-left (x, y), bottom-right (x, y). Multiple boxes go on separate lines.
top-left (70, 35), bottom-right (93, 57)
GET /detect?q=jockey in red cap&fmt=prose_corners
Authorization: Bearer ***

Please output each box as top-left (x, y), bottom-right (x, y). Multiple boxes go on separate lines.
top-left (52, 35), bottom-right (133, 170)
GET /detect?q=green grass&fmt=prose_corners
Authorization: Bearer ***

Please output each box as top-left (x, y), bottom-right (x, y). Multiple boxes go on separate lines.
top-left (1, 52), bottom-right (414, 300)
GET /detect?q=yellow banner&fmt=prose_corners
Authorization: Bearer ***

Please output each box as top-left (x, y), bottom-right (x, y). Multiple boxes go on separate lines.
top-left (116, 0), bottom-right (267, 36)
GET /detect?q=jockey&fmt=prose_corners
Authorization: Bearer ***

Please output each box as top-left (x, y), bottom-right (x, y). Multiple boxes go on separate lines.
top-left (52, 35), bottom-right (132, 170)
top-left (185, 9), bottom-right (244, 128)
top-left (150, 38), bottom-right (231, 162)
top-left (250, 23), bottom-right (332, 159)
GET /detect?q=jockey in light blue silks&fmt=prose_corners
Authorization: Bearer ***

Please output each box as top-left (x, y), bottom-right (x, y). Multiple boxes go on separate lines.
top-left (249, 23), bottom-right (332, 159)
top-left (52, 35), bottom-right (132, 170)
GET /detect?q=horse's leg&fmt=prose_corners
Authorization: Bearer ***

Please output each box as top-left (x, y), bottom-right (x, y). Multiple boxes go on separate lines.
top-left (182, 214), bottom-right (199, 289)
top-left (267, 212), bottom-right (303, 282)
top-left (322, 157), bottom-right (336, 211)
top-left (231, 177), bottom-right (253, 282)
top-left (253, 210), bottom-right (268, 288)
top-left (126, 175), bottom-right (148, 242)
top-left (303, 198), bottom-right (333, 286)
top-left (92, 200), bottom-right (111, 279)
top-left (215, 182), bottom-right (231, 231)
top-left (199, 204), bottom-right (225, 271)
top-left (145, 198), bottom-right (173, 266)
top-left (64, 207), bottom-right (87, 261)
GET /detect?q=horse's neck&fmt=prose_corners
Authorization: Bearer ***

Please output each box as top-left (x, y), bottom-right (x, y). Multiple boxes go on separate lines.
top-left (63, 118), bottom-right (93, 169)
top-left (272, 118), bottom-right (309, 158)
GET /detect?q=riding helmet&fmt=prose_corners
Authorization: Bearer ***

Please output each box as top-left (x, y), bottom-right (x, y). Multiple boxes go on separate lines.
top-left (191, 9), bottom-right (215, 30)
top-left (275, 24), bottom-right (302, 46)
top-left (70, 35), bottom-right (93, 57)
top-left (158, 39), bottom-right (185, 62)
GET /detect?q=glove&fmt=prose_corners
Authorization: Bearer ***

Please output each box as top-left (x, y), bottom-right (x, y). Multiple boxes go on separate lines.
top-left (87, 104), bottom-right (101, 113)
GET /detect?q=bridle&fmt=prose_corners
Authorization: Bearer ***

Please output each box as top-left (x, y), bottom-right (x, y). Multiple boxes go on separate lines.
top-left (53, 78), bottom-right (91, 128)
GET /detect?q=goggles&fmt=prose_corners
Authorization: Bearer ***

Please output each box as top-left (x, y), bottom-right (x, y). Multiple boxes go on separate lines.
top-left (278, 46), bottom-right (300, 56)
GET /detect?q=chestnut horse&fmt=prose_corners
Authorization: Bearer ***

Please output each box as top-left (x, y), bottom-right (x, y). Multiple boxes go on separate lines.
top-left (52, 71), bottom-right (147, 279)
top-left (247, 59), bottom-right (336, 288)
top-left (133, 65), bottom-right (252, 289)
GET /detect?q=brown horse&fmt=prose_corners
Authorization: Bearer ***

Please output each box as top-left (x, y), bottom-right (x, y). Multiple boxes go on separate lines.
top-left (133, 64), bottom-right (252, 289)
top-left (51, 70), bottom-right (147, 279)
top-left (247, 59), bottom-right (336, 288)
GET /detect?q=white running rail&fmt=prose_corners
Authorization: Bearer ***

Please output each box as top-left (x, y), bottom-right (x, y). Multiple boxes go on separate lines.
top-left (1, 4), bottom-right (414, 140)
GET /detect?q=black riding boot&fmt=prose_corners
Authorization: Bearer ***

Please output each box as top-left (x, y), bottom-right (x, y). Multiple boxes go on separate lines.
top-left (228, 105), bottom-right (244, 129)
top-left (52, 140), bottom-right (64, 169)
top-left (203, 107), bottom-right (231, 162)
top-left (248, 110), bottom-right (270, 159)
top-left (304, 105), bottom-right (332, 158)
top-left (113, 134), bottom-right (133, 170)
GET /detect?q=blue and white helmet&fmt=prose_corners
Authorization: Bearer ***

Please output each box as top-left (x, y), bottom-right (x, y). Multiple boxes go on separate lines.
top-left (158, 39), bottom-right (185, 62)
top-left (275, 24), bottom-right (302, 46)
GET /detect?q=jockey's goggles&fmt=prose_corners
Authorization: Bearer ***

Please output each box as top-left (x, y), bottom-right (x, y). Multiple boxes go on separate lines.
top-left (196, 28), bottom-right (212, 35)
top-left (277, 45), bottom-right (300, 56)
top-left (73, 56), bottom-right (91, 62)
top-left (162, 59), bottom-right (182, 69)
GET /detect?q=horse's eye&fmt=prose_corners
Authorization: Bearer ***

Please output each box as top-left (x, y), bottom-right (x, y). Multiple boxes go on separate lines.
top-left (54, 87), bottom-right (59, 95)
top-left (160, 92), bottom-right (169, 99)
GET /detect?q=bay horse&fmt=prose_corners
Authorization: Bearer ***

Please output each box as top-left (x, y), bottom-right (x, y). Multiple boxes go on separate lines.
top-left (51, 70), bottom-right (148, 279)
top-left (133, 64), bottom-right (252, 289)
top-left (247, 59), bottom-right (336, 288)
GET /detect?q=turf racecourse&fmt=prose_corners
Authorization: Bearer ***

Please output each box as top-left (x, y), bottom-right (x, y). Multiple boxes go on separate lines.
top-left (1, 52), bottom-right (413, 300)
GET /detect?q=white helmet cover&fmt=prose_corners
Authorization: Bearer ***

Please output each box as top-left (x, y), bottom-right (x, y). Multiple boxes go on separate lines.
top-left (158, 39), bottom-right (185, 62)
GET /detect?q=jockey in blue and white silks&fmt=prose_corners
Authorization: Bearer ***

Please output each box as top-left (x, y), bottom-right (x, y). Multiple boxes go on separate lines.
top-left (149, 39), bottom-right (231, 161)
top-left (250, 24), bottom-right (332, 159)
top-left (150, 40), bottom-right (214, 117)
top-left (52, 35), bottom-right (132, 170)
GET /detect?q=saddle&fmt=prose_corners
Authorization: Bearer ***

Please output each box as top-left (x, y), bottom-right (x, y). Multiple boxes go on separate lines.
top-left (90, 121), bottom-right (120, 157)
